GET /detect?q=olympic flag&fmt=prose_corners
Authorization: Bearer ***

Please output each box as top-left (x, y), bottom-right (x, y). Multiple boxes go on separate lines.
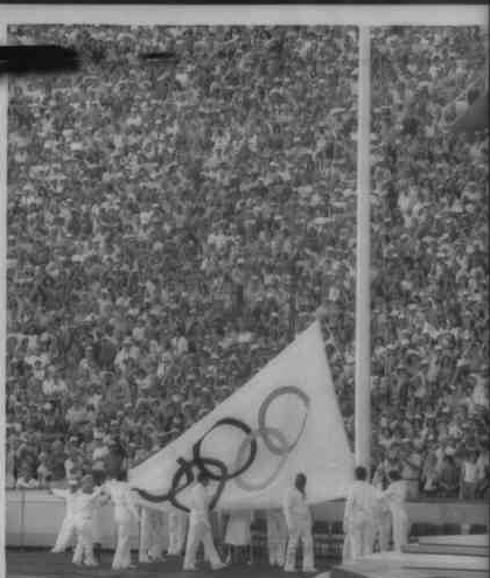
top-left (129, 322), bottom-right (354, 511)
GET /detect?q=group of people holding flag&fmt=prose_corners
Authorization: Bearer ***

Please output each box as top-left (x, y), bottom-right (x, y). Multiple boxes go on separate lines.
top-left (48, 471), bottom-right (320, 572)
top-left (49, 465), bottom-right (408, 572)
top-left (49, 472), bottom-right (140, 569)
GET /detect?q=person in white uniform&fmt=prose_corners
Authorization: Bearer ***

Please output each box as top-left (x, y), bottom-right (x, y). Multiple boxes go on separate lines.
top-left (283, 473), bottom-right (317, 573)
top-left (101, 472), bottom-right (140, 570)
top-left (72, 475), bottom-right (103, 567)
top-left (375, 491), bottom-right (392, 553)
top-left (168, 505), bottom-right (188, 556)
top-left (224, 509), bottom-right (254, 565)
top-left (382, 470), bottom-right (408, 552)
top-left (50, 479), bottom-right (79, 553)
top-left (139, 505), bottom-right (165, 563)
top-left (371, 469), bottom-right (391, 553)
top-left (266, 508), bottom-right (288, 567)
top-left (92, 484), bottom-right (104, 564)
top-left (343, 466), bottom-right (379, 561)
top-left (183, 472), bottom-right (227, 571)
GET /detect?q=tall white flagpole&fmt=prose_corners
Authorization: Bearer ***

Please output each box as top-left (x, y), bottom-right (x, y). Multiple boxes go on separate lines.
top-left (0, 20), bottom-right (8, 564)
top-left (355, 26), bottom-right (371, 471)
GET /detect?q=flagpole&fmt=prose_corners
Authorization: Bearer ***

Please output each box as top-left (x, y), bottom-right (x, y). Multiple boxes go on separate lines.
top-left (355, 26), bottom-right (371, 471)
top-left (0, 20), bottom-right (8, 560)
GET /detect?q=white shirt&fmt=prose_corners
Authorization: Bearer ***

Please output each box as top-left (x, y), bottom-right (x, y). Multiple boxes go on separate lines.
top-left (472, 382), bottom-right (489, 408)
top-left (87, 393), bottom-right (102, 411)
top-left (476, 453), bottom-right (489, 479)
top-left (114, 346), bottom-right (139, 369)
top-left (132, 326), bottom-right (145, 342)
top-left (92, 445), bottom-right (109, 471)
top-left (173, 336), bottom-right (188, 356)
top-left (383, 480), bottom-right (407, 515)
top-left (52, 488), bottom-right (78, 520)
top-left (73, 489), bottom-right (102, 523)
top-left (16, 477), bottom-right (40, 489)
top-left (114, 348), bottom-right (130, 369)
top-left (103, 480), bottom-right (139, 523)
top-left (42, 378), bottom-right (68, 396)
top-left (344, 481), bottom-right (379, 523)
top-left (462, 461), bottom-right (478, 484)
top-left (65, 458), bottom-right (78, 480)
top-left (188, 484), bottom-right (211, 527)
top-left (283, 487), bottom-right (311, 529)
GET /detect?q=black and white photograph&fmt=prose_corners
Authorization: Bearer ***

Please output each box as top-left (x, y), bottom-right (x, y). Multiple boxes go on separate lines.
top-left (1, 5), bottom-right (488, 578)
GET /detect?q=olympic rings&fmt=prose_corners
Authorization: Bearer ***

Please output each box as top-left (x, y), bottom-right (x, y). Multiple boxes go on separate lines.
top-left (135, 488), bottom-right (172, 503)
top-left (133, 386), bottom-right (311, 511)
top-left (233, 427), bottom-right (289, 492)
top-left (192, 417), bottom-right (257, 481)
top-left (257, 386), bottom-right (310, 455)
top-left (135, 456), bottom-right (228, 514)
top-left (170, 457), bottom-right (228, 513)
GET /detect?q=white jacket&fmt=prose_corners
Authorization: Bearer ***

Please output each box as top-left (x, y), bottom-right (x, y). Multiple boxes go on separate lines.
top-left (344, 481), bottom-right (379, 526)
top-left (283, 488), bottom-right (311, 530)
top-left (103, 480), bottom-right (139, 524)
top-left (188, 484), bottom-right (211, 528)
top-left (73, 488), bottom-right (102, 525)
top-left (383, 480), bottom-right (407, 516)
top-left (52, 488), bottom-right (78, 521)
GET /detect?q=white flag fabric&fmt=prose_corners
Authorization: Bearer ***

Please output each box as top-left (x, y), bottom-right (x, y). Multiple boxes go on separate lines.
top-left (129, 321), bottom-right (354, 511)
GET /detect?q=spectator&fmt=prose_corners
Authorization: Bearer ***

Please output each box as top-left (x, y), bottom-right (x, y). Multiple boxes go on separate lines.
top-left (65, 442), bottom-right (83, 481)
top-left (37, 452), bottom-right (53, 486)
top-left (6, 439), bottom-right (17, 489)
top-left (16, 465), bottom-right (41, 490)
top-left (105, 438), bottom-right (128, 480)
top-left (92, 432), bottom-right (109, 486)
top-left (66, 398), bottom-right (89, 434)
top-left (400, 440), bottom-right (423, 500)
top-left (5, 24), bottom-right (487, 497)
top-left (459, 450), bottom-right (479, 500)
top-left (420, 446), bottom-right (439, 496)
top-left (50, 440), bottom-right (69, 486)
top-left (42, 366), bottom-right (68, 398)
top-left (438, 453), bottom-right (460, 498)
top-left (476, 446), bottom-right (489, 499)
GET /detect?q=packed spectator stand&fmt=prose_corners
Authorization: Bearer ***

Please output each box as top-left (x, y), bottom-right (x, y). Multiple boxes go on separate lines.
top-left (6, 25), bottom-right (489, 502)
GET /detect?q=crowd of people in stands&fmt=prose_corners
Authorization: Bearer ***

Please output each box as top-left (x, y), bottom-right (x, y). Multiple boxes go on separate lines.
top-left (6, 25), bottom-right (488, 500)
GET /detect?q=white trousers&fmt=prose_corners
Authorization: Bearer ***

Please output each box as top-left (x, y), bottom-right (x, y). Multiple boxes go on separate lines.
top-left (139, 509), bottom-right (151, 562)
top-left (168, 510), bottom-right (187, 555)
top-left (284, 523), bottom-right (315, 572)
top-left (92, 510), bottom-right (101, 544)
top-left (73, 519), bottom-right (96, 566)
top-left (139, 509), bottom-right (164, 562)
top-left (112, 516), bottom-right (132, 570)
top-left (376, 513), bottom-right (392, 552)
top-left (391, 508), bottom-right (408, 552)
top-left (345, 516), bottom-right (375, 561)
top-left (52, 517), bottom-right (76, 552)
top-left (266, 511), bottom-right (287, 566)
top-left (183, 521), bottom-right (222, 570)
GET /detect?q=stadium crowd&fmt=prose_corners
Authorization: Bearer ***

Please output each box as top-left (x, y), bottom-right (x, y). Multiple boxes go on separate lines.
top-left (6, 25), bottom-right (488, 501)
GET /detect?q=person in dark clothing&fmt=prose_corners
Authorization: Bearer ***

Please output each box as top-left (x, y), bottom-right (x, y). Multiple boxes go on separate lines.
top-left (438, 454), bottom-right (460, 498)
top-left (105, 438), bottom-right (128, 481)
